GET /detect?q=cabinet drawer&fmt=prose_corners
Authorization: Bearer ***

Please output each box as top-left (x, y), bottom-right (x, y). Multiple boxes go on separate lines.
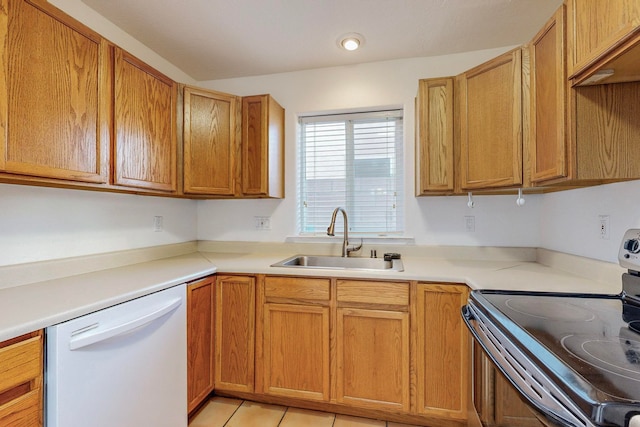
top-left (0, 389), bottom-right (41, 426)
top-left (0, 335), bottom-right (42, 393)
top-left (337, 280), bottom-right (409, 306)
top-left (264, 277), bottom-right (330, 301)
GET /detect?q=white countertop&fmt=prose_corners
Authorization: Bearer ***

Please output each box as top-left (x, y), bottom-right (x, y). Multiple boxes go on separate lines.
top-left (0, 245), bottom-right (624, 342)
top-left (0, 252), bottom-right (216, 342)
top-left (199, 251), bottom-right (622, 294)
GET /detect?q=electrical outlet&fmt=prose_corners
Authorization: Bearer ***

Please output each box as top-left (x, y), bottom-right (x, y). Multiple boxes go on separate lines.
top-left (599, 215), bottom-right (610, 240)
top-left (153, 216), bottom-right (164, 232)
top-left (465, 215), bottom-right (475, 232)
top-left (254, 216), bottom-right (271, 230)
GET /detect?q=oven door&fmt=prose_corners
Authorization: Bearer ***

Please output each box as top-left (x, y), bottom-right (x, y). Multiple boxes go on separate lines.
top-left (463, 303), bottom-right (594, 427)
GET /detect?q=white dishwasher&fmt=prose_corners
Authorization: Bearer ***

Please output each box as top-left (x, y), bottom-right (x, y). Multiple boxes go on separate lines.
top-left (46, 284), bottom-right (187, 427)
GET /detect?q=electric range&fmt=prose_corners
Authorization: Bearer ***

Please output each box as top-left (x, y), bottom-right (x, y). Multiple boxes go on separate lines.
top-left (463, 229), bottom-right (640, 427)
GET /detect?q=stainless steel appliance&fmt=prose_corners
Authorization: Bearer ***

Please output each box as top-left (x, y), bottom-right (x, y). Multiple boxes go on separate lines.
top-left (463, 229), bottom-right (640, 427)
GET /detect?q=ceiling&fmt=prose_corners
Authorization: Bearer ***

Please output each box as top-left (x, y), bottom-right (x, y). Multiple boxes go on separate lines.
top-left (81, 0), bottom-right (563, 81)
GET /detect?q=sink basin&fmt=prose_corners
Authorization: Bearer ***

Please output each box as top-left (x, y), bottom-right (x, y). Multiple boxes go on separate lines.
top-left (271, 255), bottom-right (404, 272)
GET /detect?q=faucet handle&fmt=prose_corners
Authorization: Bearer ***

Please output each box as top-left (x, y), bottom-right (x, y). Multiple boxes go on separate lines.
top-left (347, 239), bottom-right (363, 255)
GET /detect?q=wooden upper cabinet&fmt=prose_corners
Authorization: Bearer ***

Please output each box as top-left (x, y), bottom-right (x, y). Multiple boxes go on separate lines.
top-left (567, 0), bottom-right (640, 85)
top-left (183, 87), bottom-right (240, 196)
top-left (241, 95), bottom-right (284, 198)
top-left (0, 0), bottom-right (110, 183)
top-left (113, 48), bottom-right (177, 192)
top-left (415, 77), bottom-right (455, 195)
top-left (459, 49), bottom-right (523, 190)
top-left (530, 6), bottom-right (569, 184)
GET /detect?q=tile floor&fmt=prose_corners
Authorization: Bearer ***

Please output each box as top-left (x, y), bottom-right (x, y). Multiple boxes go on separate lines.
top-left (189, 397), bottom-right (423, 427)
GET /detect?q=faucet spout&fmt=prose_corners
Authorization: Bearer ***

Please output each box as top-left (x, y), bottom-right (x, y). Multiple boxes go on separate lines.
top-left (327, 207), bottom-right (362, 257)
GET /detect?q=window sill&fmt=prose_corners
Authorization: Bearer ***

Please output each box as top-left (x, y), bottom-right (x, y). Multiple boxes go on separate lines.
top-left (286, 235), bottom-right (415, 245)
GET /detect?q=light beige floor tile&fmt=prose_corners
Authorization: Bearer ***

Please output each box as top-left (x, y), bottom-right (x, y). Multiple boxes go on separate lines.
top-left (225, 401), bottom-right (287, 427)
top-left (189, 396), bottom-right (243, 427)
top-left (388, 422), bottom-right (422, 427)
top-left (334, 414), bottom-right (386, 427)
top-left (279, 407), bottom-right (336, 427)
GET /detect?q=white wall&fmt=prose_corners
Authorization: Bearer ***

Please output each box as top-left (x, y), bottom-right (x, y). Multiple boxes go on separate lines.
top-left (196, 49), bottom-right (543, 248)
top-left (540, 181), bottom-right (640, 263)
top-left (4, 3), bottom-right (639, 266)
top-left (0, 184), bottom-right (197, 267)
top-left (49, 0), bottom-right (196, 83)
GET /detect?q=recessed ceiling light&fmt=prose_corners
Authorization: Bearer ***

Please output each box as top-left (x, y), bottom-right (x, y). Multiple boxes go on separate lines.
top-left (337, 33), bottom-right (364, 51)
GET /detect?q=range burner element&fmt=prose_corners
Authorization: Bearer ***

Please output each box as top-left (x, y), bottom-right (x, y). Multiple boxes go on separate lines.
top-left (505, 297), bottom-right (596, 322)
top-left (561, 331), bottom-right (640, 400)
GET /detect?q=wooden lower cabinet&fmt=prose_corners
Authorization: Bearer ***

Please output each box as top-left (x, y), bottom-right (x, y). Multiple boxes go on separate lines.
top-left (262, 303), bottom-right (330, 401)
top-left (215, 275), bottom-right (255, 393)
top-left (259, 276), bottom-right (330, 401)
top-left (336, 307), bottom-right (410, 411)
top-left (416, 283), bottom-right (470, 421)
top-left (0, 331), bottom-right (43, 427)
top-left (215, 275), bottom-right (472, 426)
top-left (473, 342), bottom-right (543, 427)
top-left (187, 276), bottom-right (215, 413)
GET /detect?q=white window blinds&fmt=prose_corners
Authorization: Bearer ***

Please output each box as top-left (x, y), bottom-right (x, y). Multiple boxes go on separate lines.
top-left (298, 109), bottom-right (404, 236)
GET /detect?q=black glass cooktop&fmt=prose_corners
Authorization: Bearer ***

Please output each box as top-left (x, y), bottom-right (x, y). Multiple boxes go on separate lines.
top-left (470, 288), bottom-right (640, 425)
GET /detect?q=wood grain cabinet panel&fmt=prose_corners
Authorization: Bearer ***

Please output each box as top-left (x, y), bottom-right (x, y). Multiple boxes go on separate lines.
top-left (567, 0), bottom-right (640, 85)
top-left (241, 95), bottom-right (284, 198)
top-left (113, 48), bottom-right (177, 192)
top-left (336, 307), bottom-right (410, 412)
top-left (528, 5), bottom-right (640, 187)
top-left (215, 275), bottom-right (255, 393)
top-left (473, 343), bottom-right (543, 427)
top-left (187, 276), bottom-right (215, 413)
top-left (262, 303), bottom-right (330, 401)
top-left (183, 86), bottom-right (240, 195)
top-left (530, 6), bottom-right (569, 184)
top-left (415, 77), bottom-right (455, 195)
top-left (416, 284), bottom-right (469, 421)
top-left (459, 49), bottom-right (523, 190)
top-left (0, 331), bottom-right (43, 427)
top-left (0, 0), bottom-right (110, 183)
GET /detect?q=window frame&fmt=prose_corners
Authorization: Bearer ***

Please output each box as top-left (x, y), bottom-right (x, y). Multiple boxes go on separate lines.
top-left (297, 108), bottom-right (404, 237)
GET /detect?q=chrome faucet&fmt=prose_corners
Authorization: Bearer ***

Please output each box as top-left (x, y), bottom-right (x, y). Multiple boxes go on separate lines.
top-left (327, 207), bottom-right (362, 257)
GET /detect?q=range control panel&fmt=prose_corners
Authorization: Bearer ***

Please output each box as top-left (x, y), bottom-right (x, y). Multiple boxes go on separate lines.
top-left (619, 229), bottom-right (640, 271)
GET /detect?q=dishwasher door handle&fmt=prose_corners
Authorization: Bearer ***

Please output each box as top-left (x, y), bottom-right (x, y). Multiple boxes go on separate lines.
top-left (69, 297), bottom-right (182, 350)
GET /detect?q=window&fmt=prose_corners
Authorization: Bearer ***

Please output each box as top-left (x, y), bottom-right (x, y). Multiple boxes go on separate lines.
top-left (298, 109), bottom-right (404, 236)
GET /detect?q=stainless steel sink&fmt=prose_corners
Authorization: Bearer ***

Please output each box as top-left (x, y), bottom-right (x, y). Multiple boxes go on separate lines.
top-left (271, 255), bottom-right (404, 272)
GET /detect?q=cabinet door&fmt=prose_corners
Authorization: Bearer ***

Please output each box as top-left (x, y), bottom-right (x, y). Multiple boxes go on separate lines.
top-left (460, 49), bottom-right (522, 189)
top-left (336, 307), bottom-right (410, 412)
top-left (567, 0), bottom-right (640, 83)
top-left (0, 0), bottom-right (110, 183)
top-left (183, 87), bottom-right (240, 195)
top-left (530, 6), bottom-right (569, 183)
top-left (215, 275), bottom-right (255, 393)
top-left (493, 369), bottom-right (544, 427)
top-left (415, 78), bottom-right (455, 195)
top-left (262, 303), bottom-right (330, 401)
top-left (241, 95), bottom-right (284, 198)
top-left (416, 284), bottom-right (469, 420)
top-left (113, 48), bottom-right (177, 192)
top-left (0, 331), bottom-right (43, 427)
top-left (187, 276), bottom-right (215, 413)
